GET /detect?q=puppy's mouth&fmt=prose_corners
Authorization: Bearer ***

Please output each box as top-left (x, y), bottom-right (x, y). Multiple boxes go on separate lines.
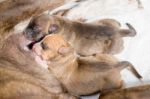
top-left (23, 29), bottom-right (48, 49)
top-left (27, 35), bottom-right (46, 49)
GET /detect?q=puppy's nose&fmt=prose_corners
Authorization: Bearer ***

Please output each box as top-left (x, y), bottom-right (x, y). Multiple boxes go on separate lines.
top-left (32, 43), bottom-right (42, 56)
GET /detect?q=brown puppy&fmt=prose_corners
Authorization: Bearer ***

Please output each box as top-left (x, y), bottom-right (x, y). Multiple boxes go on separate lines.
top-left (0, 33), bottom-right (77, 99)
top-left (100, 84), bottom-right (150, 99)
top-left (33, 34), bottom-right (142, 96)
top-left (25, 14), bottom-right (136, 56)
top-left (0, 0), bottom-right (67, 42)
top-left (0, 0), bottom-right (79, 98)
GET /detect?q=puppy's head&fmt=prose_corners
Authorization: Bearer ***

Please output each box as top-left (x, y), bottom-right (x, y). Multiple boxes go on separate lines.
top-left (33, 34), bottom-right (73, 61)
top-left (24, 14), bottom-right (50, 41)
top-left (24, 14), bottom-right (60, 49)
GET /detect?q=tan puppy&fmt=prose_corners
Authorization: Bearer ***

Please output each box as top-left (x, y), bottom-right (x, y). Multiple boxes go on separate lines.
top-left (0, 33), bottom-right (77, 99)
top-left (0, 0), bottom-right (78, 98)
top-left (33, 34), bottom-right (142, 96)
top-left (25, 14), bottom-right (136, 56)
top-left (100, 84), bottom-right (150, 99)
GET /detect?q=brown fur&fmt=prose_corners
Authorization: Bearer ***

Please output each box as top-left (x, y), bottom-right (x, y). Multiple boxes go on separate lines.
top-left (91, 19), bottom-right (121, 29)
top-left (0, 0), bottom-right (78, 99)
top-left (100, 84), bottom-right (150, 99)
top-left (25, 14), bottom-right (136, 56)
top-left (0, 33), bottom-right (77, 99)
top-left (33, 34), bottom-right (141, 96)
top-left (0, 0), bottom-right (67, 42)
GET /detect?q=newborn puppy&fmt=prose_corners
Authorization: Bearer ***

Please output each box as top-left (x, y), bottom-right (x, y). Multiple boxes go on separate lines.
top-left (100, 84), bottom-right (150, 99)
top-left (33, 34), bottom-right (142, 96)
top-left (25, 14), bottom-right (136, 56)
top-left (0, 33), bottom-right (77, 99)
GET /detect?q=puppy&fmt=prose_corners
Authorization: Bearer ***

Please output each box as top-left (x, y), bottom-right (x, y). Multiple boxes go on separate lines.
top-left (100, 84), bottom-right (150, 99)
top-left (25, 14), bottom-right (136, 56)
top-left (33, 34), bottom-right (142, 96)
top-left (0, 33), bottom-right (77, 99)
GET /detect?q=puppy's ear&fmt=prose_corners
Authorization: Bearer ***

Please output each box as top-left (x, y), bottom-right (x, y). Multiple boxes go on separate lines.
top-left (48, 24), bottom-right (59, 34)
top-left (58, 46), bottom-right (72, 55)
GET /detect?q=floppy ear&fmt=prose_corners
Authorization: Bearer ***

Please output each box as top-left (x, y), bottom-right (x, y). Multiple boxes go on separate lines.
top-left (58, 46), bottom-right (72, 55)
top-left (48, 24), bottom-right (59, 34)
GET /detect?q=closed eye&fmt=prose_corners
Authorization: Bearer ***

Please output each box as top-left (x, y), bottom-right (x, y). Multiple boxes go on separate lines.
top-left (33, 26), bottom-right (40, 32)
top-left (48, 24), bottom-right (59, 34)
top-left (41, 42), bottom-right (49, 50)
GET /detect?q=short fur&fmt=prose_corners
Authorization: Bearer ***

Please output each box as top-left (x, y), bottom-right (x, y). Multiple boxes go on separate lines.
top-left (100, 84), bottom-right (150, 99)
top-left (33, 34), bottom-right (142, 96)
top-left (25, 14), bottom-right (137, 56)
top-left (0, 33), bottom-right (77, 99)
top-left (0, 0), bottom-right (79, 98)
